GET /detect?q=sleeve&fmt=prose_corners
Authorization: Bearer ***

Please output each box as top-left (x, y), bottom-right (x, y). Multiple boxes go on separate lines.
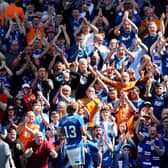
top-left (102, 77), bottom-right (117, 87)
top-left (97, 50), bottom-right (104, 71)
top-left (134, 12), bottom-right (141, 26)
top-left (70, 71), bottom-right (81, 89)
top-left (88, 141), bottom-right (99, 153)
top-left (1, 94), bottom-right (8, 104)
top-left (107, 137), bottom-right (113, 145)
top-left (58, 118), bottom-right (63, 128)
top-left (115, 141), bottom-right (124, 152)
top-left (88, 50), bottom-right (94, 58)
top-left (46, 140), bottom-right (53, 153)
top-left (4, 143), bottom-right (11, 156)
top-left (20, 8), bottom-right (25, 22)
top-left (115, 13), bottom-right (123, 25)
top-left (1, 11), bottom-right (5, 25)
top-left (157, 139), bottom-right (165, 151)
top-left (43, 114), bottom-right (49, 124)
top-left (78, 115), bottom-right (85, 127)
top-left (16, 140), bottom-right (24, 155)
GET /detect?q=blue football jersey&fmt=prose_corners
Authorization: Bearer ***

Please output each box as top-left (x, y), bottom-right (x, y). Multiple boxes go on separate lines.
top-left (59, 113), bottom-right (84, 148)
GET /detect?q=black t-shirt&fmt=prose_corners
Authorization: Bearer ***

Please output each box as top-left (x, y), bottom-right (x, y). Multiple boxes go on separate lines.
top-left (75, 71), bottom-right (94, 99)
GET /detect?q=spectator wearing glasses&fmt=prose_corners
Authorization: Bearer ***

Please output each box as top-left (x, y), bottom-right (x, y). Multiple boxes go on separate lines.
top-left (2, 105), bottom-right (21, 131)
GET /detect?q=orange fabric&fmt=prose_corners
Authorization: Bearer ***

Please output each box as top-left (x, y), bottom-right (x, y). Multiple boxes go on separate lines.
top-left (139, 18), bottom-right (160, 38)
top-left (18, 122), bottom-right (39, 151)
top-left (0, 93), bottom-right (8, 123)
top-left (26, 25), bottom-right (45, 48)
top-left (80, 98), bottom-right (100, 127)
top-left (103, 77), bottom-right (136, 94)
top-left (1, 4), bottom-right (24, 25)
top-left (116, 106), bottom-right (135, 137)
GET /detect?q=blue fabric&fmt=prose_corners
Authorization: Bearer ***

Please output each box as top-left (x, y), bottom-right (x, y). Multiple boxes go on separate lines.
top-left (142, 136), bottom-right (165, 167)
top-left (34, 113), bottom-right (49, 137)
top-left (84, 140), bottom-right (99, 168)
top-left (58, 113), bottom-right (84, 148)
top-left (151, 93), bottom-right (166, 120)
top-left (161, 50), bottom-right (168, 76)
top-left (118, 28), bottom-right (136, 49)
top-left (92, 137), bottom-right (113, 167)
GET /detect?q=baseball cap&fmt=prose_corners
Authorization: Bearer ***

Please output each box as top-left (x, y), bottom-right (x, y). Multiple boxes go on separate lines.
top-left (123, 143), bottom-right (132, 149)
top-left (47, 26), bottom-right (56, 33)
top-left (22, 83), bottom-right (30, 89)
top-left (144, 101), bottom-right (151, 106)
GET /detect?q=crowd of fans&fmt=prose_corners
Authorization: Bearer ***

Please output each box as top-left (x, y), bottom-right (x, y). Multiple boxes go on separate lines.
top-left (0, 0), bottom-right (168, 167)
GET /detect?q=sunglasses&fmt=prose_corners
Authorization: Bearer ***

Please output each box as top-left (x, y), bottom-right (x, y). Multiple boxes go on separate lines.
top-left (8, 108), bottom-right (14, 111)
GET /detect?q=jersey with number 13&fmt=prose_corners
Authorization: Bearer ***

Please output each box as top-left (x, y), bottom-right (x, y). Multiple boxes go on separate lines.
top-left (58, 114), bottom-right (84, 148)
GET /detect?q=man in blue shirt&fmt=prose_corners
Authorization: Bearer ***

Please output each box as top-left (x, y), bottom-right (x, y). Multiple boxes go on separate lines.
top-left (91, 125), bottom-right (113, 168)
top-left (58, 102), bottom-right (87, 168)
top-left (143, 22), bottom-right (158, 53)
top-left (83, 135), bottom-right (102, 168)
top-left (114, 11), bottom-right (138, 50)
top-left (110, 45), bottom-right (135, 73)
top-left (137, 126), bottom-right (165, 168)
top-left (145, 82), bottom-right (167, 121)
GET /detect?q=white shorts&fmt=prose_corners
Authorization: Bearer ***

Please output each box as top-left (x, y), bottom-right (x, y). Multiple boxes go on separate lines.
top-left (66, 146), bottom-right (85, 166)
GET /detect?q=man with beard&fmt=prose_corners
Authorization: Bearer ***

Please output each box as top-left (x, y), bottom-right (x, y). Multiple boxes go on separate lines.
top-left (91, 125), bottom-right (113, 168)
top-left (137, 126), bottom-right (165, 168)
top-left (83, 134), bottom-right (102, 168)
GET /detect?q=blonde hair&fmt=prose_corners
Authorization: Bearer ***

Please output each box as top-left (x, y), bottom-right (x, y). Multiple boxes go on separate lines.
top-left (140, 54), bottom-right (151, 65)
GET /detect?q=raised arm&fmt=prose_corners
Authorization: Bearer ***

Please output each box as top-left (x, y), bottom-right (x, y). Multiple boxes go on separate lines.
top-left (144, 76), bottom-right (153, 98)
top-left (126, 17), bottom-right (138, 34)
top-left (124, 45), bottom-right (135, 62)
top-left (84, 17), bottom-right (98, 33)
top-left (14, 13), bottom-right (24, 34)
top-left (53, 26), bottom-right (62, 43)
top-left (114, 11), bottom-right (129, 36)
top-left (92, 8), bottom-right (109, 30)
top-left (121, 91), bottom-right (136, 112)
top-left (44, 14), bottom-right (52, 28)
top-left (59, 86), bottom-right (71, 103)
top-left (160, 13), bottom-right (165, 35)
top-left (151, 140), bottom-right (165, 156)
top-left (150, 32), bottom-right (162, 56)
top-left (52, 87), bottom-right (61, 105)
top-left (1, 60), bottom-right (13, 77)
top-left (136, 36), bottom-right (148, 52)
top-left (5, 20), bottom-right (13, 39)
top-left (135, 117), bottom-right (145, 141)
top-left (61, 25), bottom-right (70, 49)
